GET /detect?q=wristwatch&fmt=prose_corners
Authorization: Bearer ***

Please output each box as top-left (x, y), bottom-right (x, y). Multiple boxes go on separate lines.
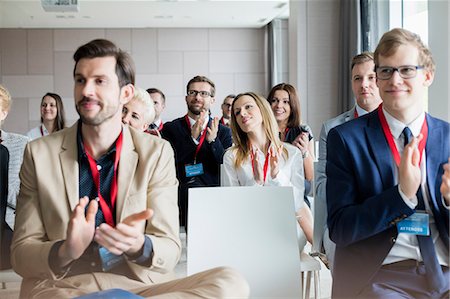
top-left (302, 151), bottom-right (309, 159)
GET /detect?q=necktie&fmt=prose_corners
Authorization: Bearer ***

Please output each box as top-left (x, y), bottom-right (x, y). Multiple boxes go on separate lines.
top-left (402, 127), bottom-right (446, 290)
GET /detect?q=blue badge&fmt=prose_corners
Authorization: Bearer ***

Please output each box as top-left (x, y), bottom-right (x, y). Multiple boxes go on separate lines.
top-left (185, 163), bottom-right (204, 177)
top-left (397, 212), bottom-right (429, 236)
top-left (98, 246), bottom-right (125, 271)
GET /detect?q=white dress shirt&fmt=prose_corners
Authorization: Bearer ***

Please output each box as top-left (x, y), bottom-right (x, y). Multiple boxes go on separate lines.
top-left (382, 108), bottom-right (448, 266)
top-left (26, 124), bottom-right (49, 141)
top-left (222, 143), bottom-right (305, 211)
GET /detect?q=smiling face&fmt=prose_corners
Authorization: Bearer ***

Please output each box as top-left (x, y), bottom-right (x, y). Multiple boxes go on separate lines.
top-left (185, 82), bottom-right (215, 116)
top-left (376, 43), bottom-right (433, 122)
top-left (74, 56), bottom-right (130, 126)
top-left (270, 89), bottom-right (291, 125)
top-left (122, 99), bottom-right (149, 131)
top-left (40, 95), bottom-right (58, 122)
top-left (233, 95), bottom-right (263, 134)
top-left (351, 60), bottom-right (382, 112)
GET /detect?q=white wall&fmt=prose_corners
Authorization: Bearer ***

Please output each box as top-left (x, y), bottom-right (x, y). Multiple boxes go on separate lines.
top-left (0, 28), bottom-right (267, 134)
top-left (289, 0), bottom-right (340, 137)
top-left (428, 0), bottom-right (450, 122)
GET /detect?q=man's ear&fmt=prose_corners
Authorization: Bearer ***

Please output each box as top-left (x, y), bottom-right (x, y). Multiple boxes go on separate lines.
top-left (0, 109), bottom-right (8, 122)
top-left (120, 84), bottom-right (135, 105)
top-left (423, 69), bottom-right (434, 87)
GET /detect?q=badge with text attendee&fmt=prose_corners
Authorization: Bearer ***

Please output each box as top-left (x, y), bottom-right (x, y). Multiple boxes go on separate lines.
top-left (99, 246), bottom-right (125, 271)
top-left (185, 163), bottom-right (204, 177)
top-left (397, 212), bottom-right (429, 236)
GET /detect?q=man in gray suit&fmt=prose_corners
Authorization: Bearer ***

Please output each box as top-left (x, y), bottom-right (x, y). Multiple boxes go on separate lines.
top-left (314, 52), bottom-right (382, 271)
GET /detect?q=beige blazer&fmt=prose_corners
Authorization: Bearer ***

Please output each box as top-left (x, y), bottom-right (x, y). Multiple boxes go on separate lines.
top-left (11, 123), bottom-right (181, 295)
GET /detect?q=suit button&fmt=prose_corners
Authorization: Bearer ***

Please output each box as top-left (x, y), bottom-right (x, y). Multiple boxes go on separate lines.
top-left (157, 258), bottom-right (164, 265)
top-left (391, 237), bottom-right (396, 244)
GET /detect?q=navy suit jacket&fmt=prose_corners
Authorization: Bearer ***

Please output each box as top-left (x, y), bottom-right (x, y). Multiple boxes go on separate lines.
top-left (326, 110), bottom-right (450, 298)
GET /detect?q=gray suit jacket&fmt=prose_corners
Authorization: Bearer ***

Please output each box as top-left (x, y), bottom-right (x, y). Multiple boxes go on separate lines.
top-left (11, 123), bottom-right (181, 297)
top-left (314, 107), bottom-right (356, 267)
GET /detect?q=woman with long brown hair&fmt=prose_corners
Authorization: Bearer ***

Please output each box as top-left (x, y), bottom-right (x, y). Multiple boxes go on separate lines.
top-left (27, 92), bottom-right (66, 140)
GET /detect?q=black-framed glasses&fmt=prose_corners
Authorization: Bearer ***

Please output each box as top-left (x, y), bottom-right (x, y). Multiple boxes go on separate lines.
top-left (187, 90), bottom-right (212, 98)
top-left (376, 65), bottom-right (424, 80)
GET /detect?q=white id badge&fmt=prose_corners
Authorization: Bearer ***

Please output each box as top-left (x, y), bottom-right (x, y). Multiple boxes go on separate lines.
top-left (397, 212), bottom-right (429, 236)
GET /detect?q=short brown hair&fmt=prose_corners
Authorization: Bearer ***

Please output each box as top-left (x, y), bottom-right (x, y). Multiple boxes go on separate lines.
top-left (186, 75), bottom-right (215, 97)
top-left (266, 83), bottom-right (301, 128)
top-left (374, 28), bottom-right (435, 73)
top-left (73, 39), bottom-right (135, 87)
top-left (351, 52), bottom-right (374, 70)
top-left (146, 88), bottom-right (166, 104)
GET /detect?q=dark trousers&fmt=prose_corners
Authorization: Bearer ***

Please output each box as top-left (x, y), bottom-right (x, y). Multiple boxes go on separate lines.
top-left (357, 260), bottom-right (449, 299)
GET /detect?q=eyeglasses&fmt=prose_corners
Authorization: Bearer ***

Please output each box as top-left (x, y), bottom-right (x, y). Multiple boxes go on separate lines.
top-left (376, 65), bottom-right (424, 80)
top-left (187, 90), bottom-right (212, 98)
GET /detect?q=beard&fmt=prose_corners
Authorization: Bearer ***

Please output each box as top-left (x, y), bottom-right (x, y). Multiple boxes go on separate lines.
top-left (187, 102), bottom-right (204, 115)
top-left (76, 97), bottom-right (120, 126)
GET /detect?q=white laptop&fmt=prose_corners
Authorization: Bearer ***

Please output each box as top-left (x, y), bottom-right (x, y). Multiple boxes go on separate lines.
top-left (187, 186), bottom-right (301, 298)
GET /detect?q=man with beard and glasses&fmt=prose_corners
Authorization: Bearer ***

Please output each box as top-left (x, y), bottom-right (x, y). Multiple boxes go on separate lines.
top-left (162, 76), bottom-right (232, 228)
top-left (11, 39), bottom-right (248, 299)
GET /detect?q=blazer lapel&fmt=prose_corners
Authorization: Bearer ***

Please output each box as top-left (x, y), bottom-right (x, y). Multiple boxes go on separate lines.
top-left (425, 114), bottom-right (441, 211)
top-left (116, 126), bottom-right (138, 222)
top-left (425, 114), bottom-right (449, 249)
top-left (60, 124), bottom-right (80, 211)
top-left (365, 112), bottom-right (396, 188)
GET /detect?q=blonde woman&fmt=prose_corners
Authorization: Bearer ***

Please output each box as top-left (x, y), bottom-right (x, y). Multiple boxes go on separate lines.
top-left (222, 92), bottom-right (313, 246)
top-left (122, 87), bottom-right (159, 136)
top-left (0, 84), bottom-right (29, 230)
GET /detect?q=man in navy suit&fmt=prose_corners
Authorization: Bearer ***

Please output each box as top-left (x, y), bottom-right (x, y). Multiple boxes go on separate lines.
top-left (327, 28), bottom-right (450, 298)
top-left (162, 76), bottom-right (232, 227)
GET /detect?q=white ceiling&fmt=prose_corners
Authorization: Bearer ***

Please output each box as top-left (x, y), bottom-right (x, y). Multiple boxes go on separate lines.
top-left (0, 0), bottom-right (289, 29)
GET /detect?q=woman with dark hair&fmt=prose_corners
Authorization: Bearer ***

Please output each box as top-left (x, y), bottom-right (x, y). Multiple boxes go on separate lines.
top-left (267, 83), bottom-right (315, 203)
top-left (222, 92), bottom-right (313, 247)
top-left (27, 92), bottom-right (66, 140)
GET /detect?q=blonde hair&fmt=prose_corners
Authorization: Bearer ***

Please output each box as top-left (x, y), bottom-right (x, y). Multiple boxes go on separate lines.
top-left (0, 84), bottom-right (12, 113)
top-left (132, 87), bottom-right (156, 124)
top-left (230, 92), bottom-right (287, 168)
top-left (374, 28), bottom-right (435, 73)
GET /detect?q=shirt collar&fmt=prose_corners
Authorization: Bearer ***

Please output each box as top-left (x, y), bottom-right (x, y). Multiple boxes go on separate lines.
top-left (188, 114), bottom-right (209, 130)
top-left (382, 107), bottom-right (425, 140)
top-left (76, 120), bottom-right (118, 160)
top-left (355, 104), bottom-right (369, 117)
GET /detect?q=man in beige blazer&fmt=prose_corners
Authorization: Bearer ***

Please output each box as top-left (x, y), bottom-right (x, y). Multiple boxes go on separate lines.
top-left (11, 39), bottom-right (248, 298)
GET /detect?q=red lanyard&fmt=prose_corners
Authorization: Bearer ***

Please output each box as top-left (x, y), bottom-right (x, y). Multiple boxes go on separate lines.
top-left (83, 131), bottom-right (123, 227)
top-left (158, 122), bottom-right (163, 131)
top-left (354, 109), bottom-right (359, 118)
top-left (249, 143), bottom-right (270, 184)
top-left (185, 115), bottom-right (208, 163)
top-left (281, 127), bottom-right (290, 142)
top-left (378, 105), bottom-right (427, 167)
